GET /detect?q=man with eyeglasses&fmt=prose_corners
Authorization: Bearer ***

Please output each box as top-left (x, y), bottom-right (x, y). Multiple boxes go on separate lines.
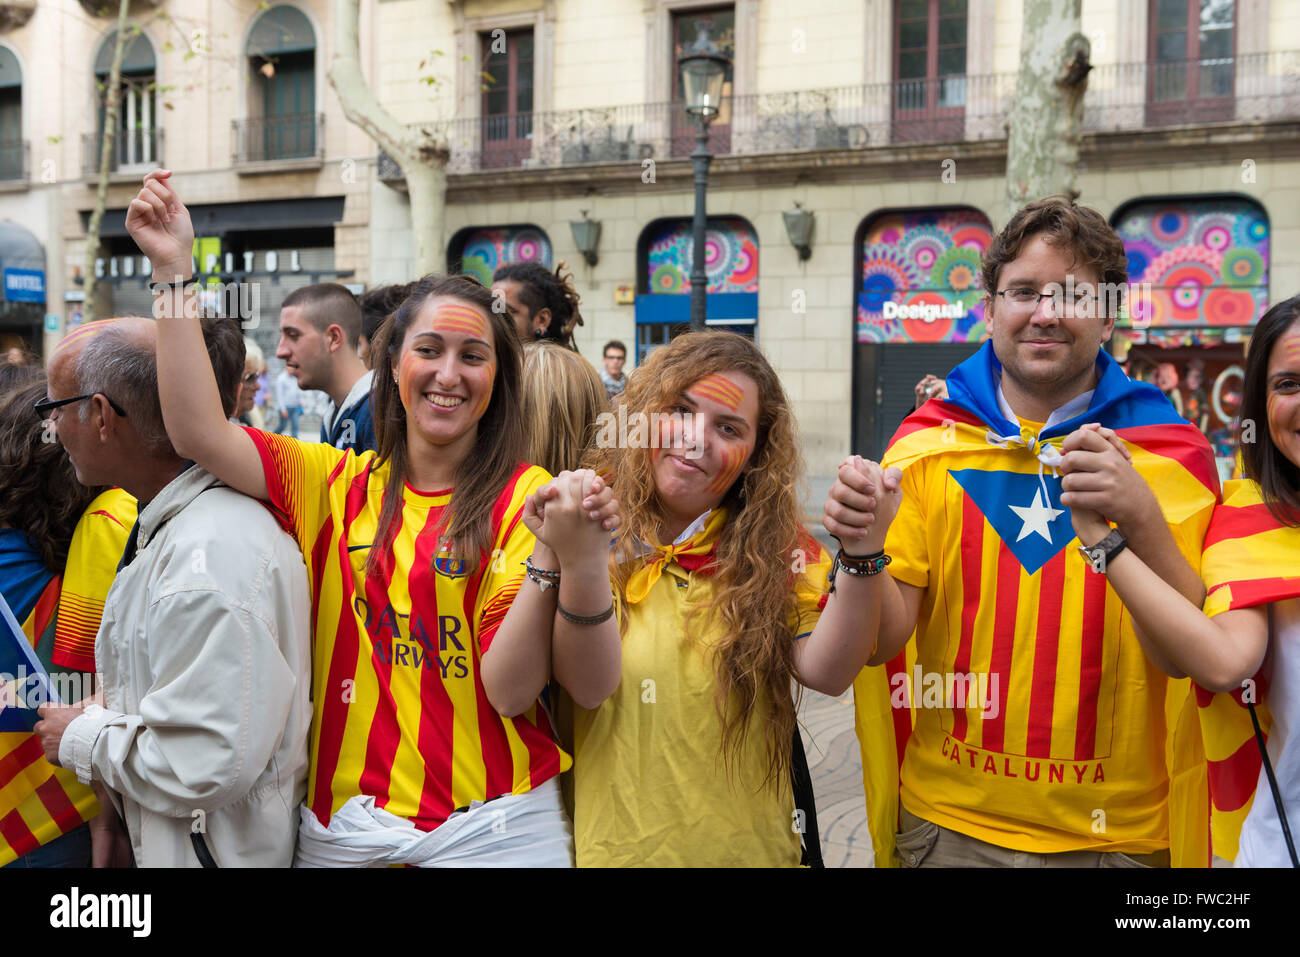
top-left (32, 315), bottom-right (311, 867)
top-left (600, 340), bottom-right (627, 400)
top-left (827, 198), bottom-right (1219, 868)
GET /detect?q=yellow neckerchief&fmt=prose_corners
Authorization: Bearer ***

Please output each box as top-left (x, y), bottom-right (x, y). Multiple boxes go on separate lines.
top-left (625, 507), bottom-right (728, 605)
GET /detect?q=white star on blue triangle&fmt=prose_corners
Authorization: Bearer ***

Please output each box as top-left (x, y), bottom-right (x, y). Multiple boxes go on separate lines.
top-left (950, 469), bottom-right (1075, 574)
top-left (1009, 489), bottom-right (1065, 543)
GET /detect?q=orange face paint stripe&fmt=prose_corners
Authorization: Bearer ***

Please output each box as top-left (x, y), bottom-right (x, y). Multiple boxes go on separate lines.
top-left (690, 374), bottom-right (743, 410)
top-left (432, 318), bottom-right (489, 338)
top-left (706, 443), bottom-right (747, 494)
top-left (431, 305), bottom-right (489, 338)
top-left (53, 319), bottom-right (122, 355)
top-left (397, 351), bottom-right (421, 406)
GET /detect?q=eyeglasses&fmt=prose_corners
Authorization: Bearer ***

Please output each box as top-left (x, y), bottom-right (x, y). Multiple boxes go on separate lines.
top-left (241, 372), bottom-right (260, 384)
top-left (996, 287), bottom-right (1096, 316)
top-left (34, 393), bottom-right (128, 419)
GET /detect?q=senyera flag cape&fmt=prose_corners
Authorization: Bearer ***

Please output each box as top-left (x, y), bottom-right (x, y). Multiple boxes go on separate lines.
top-left (1196, 478), bottom-right (1300, 861)
top-left (0, 585), bottom-right (101, 865)
top-left (852, 341), bottom-right (1220, 867)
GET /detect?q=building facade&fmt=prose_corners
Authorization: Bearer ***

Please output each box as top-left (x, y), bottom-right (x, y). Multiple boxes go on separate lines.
top-left (1, 0), bottom-right (1297, 479)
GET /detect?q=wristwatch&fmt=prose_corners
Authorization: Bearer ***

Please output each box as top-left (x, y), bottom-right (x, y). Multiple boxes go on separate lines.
top-left (1078, 528), bottom-right (1127, 574)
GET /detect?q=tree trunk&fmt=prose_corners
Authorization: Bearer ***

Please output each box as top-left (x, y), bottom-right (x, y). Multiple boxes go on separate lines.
top-left (329, 0), bottom-right (447, 276)
top-left (1004, 0), bottom-right (1092, 223)
top-left (81, 0), bottom-right (133, 324)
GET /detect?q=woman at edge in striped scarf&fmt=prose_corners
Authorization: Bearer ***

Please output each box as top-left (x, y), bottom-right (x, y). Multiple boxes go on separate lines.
top-left (1063, 295), bottom-right (1300, 867)
top-left (569, 330), bottom-right (897, 866)
top-left (126, 170), bottom-right (622, 867)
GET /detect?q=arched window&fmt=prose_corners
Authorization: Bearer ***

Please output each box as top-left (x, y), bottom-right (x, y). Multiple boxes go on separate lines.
top-left (1114, 197), bottom-right (1268, 339)
top-left (92, 28), bottom-right (157, 173)
top-left (856, 207), bottom-right (992, 343)
top-left (448, 225), bottom-right (552, 286)
top-left (1112, 195), bottom-right (1267, 462)
top-left (636, 217), bottom-right (758, 362)
top-left (244, 5), bottom-right (317, 161)
top-left (0, 46), bottom-right (21, 181)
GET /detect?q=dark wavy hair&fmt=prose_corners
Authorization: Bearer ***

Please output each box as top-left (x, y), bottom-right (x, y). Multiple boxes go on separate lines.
top-left (0, 373), bottom-right (100, 571)
top-left (368, 273), bottom-right (527, 576)
top-left (982, 197), bottom-right (1129, 316)
top-left (1240, 294), bottom-right (1300, 524)
top-left (493, 260), bottom-right (585, 351)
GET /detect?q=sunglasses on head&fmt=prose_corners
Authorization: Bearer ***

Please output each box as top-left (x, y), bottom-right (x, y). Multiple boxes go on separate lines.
top-left (34, 392), bottom-right (129, 418)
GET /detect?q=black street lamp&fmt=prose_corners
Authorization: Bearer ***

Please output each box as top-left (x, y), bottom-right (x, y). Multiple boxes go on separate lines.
top-left (678, 24), bottom-right (729, 332)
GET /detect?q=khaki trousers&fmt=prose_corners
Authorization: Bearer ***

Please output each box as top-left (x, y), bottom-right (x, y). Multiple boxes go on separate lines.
top-left (895, 807), bottom-right (1171, 868)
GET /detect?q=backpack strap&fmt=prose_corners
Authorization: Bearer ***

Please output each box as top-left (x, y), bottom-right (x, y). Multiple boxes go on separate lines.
top-left (791, 725), bottom-right (824, 868)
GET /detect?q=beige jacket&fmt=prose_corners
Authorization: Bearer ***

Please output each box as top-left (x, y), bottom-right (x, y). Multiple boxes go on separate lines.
top-left (60, 465), bottom-right (311, 867)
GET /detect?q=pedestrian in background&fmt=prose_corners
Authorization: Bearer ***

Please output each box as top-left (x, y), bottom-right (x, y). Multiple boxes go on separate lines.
top-left (600, 340), bottom-right (627, 401)
top-left (493, 261), bottom-right (585, 351)
top-left (274, 365), bottom-right (303, 438)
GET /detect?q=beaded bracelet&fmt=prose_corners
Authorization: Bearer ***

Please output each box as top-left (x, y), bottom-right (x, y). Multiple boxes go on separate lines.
top-left (524, 556), bottom-right (560, 592)
top-left (827, 548), bottom-right (891, 594)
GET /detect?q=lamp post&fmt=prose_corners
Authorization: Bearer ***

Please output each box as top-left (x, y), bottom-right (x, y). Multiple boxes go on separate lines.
top-left (678, 24), bottom-right (729, 332)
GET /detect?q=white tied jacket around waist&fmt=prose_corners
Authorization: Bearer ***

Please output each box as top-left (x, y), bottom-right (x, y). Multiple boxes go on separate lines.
top-left (60, 465), bottom-right (312, 867)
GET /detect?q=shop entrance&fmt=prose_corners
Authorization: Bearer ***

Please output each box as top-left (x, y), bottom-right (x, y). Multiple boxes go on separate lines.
top-left (1123, 342), bottom-right (1245, 478)
top-left (852, 340), bottom-right (982, 460)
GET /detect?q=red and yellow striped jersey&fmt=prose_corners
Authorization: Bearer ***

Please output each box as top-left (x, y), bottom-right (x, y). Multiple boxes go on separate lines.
top-left (243, 428), bottom-right (569, 831)
top-left (854, 344), bottom-right (1219, 861)
top-left (52, 488), bottom-right (136, 673)
top-left (1196, 479), bottom-right (1300, 860)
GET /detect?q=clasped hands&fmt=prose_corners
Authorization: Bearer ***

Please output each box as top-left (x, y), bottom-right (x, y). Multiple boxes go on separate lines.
top-left (522, 470), bottom-right (619, 566)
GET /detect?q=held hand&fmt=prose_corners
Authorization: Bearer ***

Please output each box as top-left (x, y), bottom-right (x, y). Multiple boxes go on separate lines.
top-left (822, 455), bottom-right (903, 555)
top-left (124, 170), bottom-right (195, 280)
top-left (913, 375), bottom-right (948, 409)
top-left (528, 470), bottom-right (618, 565)
top-left (34, 701), bottom-right (86, 768)
top-left (1059, 423), bottom-right (1151, 528)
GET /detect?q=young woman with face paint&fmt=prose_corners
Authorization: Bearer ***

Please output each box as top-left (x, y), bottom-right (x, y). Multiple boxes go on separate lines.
top-left (1063, 295), bottom-right (1300, 867)
top-left (570, 331), bottom-right (894, 867)
top-left (126, 171), bottom-right (621, 867)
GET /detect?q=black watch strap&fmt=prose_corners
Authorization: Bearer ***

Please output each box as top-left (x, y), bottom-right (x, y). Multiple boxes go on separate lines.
top-left (1078, 528), bottom-right (1127, 574)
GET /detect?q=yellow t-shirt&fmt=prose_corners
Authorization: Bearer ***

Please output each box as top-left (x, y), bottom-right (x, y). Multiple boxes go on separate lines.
top-left (571, 542), bottom-right (831, 867)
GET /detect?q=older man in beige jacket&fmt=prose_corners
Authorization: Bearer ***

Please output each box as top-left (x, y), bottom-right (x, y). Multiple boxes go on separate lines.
top-left (35, 315), bottom-right (310, 867)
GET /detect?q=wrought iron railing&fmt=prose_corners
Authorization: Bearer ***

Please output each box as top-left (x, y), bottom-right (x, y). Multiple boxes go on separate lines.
top-left (0, 138), bottom-right (27, 182)
top-left (232, 113), bottom-right (323, 165)
top-left (81, 126), bottom-right (162, 179)
top-left (377, 51), bottom-right (1299, 178)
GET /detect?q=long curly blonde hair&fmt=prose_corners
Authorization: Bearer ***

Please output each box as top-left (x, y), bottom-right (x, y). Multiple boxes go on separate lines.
top-left (585, 331), bottom-right (810, 791)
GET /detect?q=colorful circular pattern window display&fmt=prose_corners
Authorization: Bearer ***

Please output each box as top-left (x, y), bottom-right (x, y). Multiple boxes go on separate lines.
top-left (455, 226), bottom-right (553, 286)
top-left (1114, 199), bottom-right (1269, 330)
top-left (644, 218), bottom-right (759, 295)
top-left (856, 208), bottom-right (993, 343)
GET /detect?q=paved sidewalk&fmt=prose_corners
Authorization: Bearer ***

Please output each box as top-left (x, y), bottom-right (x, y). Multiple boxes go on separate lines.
top-left (798, 519), bottom-right (876, 868)
top-left (799, 687), bottom-right (875, 867)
